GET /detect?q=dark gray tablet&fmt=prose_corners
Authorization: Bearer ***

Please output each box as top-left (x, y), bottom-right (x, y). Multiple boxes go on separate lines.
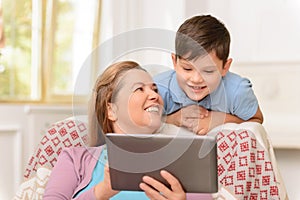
top-left (105, 133), bottom-right (218, 193)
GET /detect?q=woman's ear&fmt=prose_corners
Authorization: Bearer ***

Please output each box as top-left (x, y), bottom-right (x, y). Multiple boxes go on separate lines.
top-left (107, 103), bottom-right (117, 121)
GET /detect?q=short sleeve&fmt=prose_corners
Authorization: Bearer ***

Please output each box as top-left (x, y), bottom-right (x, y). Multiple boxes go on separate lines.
top-left (153, 70), bottom-right (174, 114)
top-left (232, 78), bottom-right (258, 120)
top-left (156, 81), bottom-right (172, 114)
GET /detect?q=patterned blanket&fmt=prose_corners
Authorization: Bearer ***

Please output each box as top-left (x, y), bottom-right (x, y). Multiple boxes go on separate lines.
top-left (13, 120), bottom-right (288, 200)
top-left (212, 123), bottom-right (288, 199)
top-left (13, 117), bottom-right (88, 200)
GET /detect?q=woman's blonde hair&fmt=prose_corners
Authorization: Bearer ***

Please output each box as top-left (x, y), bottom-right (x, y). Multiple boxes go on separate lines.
top-left (88, 61), bottom-right (145, 146)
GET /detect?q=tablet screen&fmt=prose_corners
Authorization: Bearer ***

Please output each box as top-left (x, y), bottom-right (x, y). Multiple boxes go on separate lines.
top-left (105, 133), bottom-right (218, 193)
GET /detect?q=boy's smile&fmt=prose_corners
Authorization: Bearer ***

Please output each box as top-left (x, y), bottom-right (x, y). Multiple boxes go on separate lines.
top-left (188, 84), bottom-right (208, 94)
top-left (172, 51), bottom-right (231, 101)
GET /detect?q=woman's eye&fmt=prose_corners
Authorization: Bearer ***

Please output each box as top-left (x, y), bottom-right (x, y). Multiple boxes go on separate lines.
top-left (135, 87), bottom-right (144, 92)
top-left (153, 87), bottom-right (158, 93)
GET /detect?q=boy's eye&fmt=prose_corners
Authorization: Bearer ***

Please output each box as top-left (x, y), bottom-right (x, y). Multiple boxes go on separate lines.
top-left (204, 70), bottom-right (214, 73)
top-left (183, 68), bottom-right (192, 71)
top-left (182, 66), bottom-right (193, 71)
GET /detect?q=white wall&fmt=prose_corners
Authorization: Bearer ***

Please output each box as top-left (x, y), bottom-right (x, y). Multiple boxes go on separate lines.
top-left (0, 104), bottom-right (82, 199)
top-left (2, 0), bottom-right (300, 198)
top-left (98, 1), bottom-right (300, 199)
top-left (186, 1), bottom-right (300, 199)
top-left (99, 0), bottom-right (300, 148)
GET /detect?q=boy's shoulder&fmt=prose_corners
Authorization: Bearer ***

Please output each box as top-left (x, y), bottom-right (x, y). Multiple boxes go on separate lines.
top-left (221, 71), bottom-right (253, 97)
top-left (223, 71), bottom-right (250, 85)
top-left (153, 69), bottom-right (175, 83)
top-left (224, 71), bottom-right (242, 79)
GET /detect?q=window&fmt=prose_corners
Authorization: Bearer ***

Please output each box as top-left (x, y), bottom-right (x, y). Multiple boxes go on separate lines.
top-left (0, 0), bottom-right (101, 103)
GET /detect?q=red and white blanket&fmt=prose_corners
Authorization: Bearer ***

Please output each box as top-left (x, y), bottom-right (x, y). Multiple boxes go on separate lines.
top-left (211, 122), bottom-right (288, 199)
top-left (13, 120), bottom-right (288, 200)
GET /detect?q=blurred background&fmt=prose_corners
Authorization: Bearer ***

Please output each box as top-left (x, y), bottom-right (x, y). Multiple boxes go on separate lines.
top-left (0, 0), bottom-right (299, 199)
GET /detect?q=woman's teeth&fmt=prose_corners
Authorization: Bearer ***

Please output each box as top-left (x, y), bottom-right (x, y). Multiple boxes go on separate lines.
top-left (146, 106), bottom-right (159, 112)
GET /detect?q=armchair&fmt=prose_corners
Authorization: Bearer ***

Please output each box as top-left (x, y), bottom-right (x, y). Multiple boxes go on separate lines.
top-left (13, 116), bottom-right (88, 200)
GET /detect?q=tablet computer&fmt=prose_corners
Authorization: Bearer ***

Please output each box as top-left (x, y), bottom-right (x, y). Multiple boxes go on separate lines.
top-left (105, 133), bottom-right (218, 193)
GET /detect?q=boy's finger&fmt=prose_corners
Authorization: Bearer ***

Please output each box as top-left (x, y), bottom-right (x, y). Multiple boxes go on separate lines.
top-left (197, 128), bottom-right (207, 135)
top-left (205, 111), bottom-right (209, 117)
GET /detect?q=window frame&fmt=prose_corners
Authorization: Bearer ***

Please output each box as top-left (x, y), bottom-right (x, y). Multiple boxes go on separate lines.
top-left (0, 0), bottom-right (101, 104)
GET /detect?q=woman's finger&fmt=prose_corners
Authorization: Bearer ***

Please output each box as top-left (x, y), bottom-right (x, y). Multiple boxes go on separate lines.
top-left (160, 170), bottom-right (184, 193)
top-left (139, 181), bottom-right (166, 200)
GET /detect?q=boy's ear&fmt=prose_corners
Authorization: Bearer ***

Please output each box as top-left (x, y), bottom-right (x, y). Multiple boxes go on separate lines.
top-left (107, 103), bottom-right (117, 121)
top-left (221, 58), bottom-right (233, 76)
top-left (171, 53), bottom-right (177, 69)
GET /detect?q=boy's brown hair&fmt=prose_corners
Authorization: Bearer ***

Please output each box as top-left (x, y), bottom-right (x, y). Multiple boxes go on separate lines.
top-left (175, 15), bottom-right (230, 65)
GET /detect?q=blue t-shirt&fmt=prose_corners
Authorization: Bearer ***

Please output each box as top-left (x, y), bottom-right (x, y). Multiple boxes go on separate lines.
top-left (153, 70), bottom-right (258, 120)
top-left (76, 145), bottom-right (148, 199)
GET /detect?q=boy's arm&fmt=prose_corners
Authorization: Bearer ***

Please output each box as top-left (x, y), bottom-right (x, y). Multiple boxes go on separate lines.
top-left (165, 105), bottom-right (208, 127)
top-left (221, 106), bottom-right (264, 124)
top-left (247, 106), bottom-right (264, 123)
top-left (166, 105), bottom-right (263, 135)
top-left (204, 107), bottom-right (263, 135)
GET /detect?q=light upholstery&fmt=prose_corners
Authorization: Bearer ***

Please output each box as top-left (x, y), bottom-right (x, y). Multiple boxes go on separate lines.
top-left (13, 118), bottom-right (288, 200)
top-left (13, 117), bottom-right (88, 200)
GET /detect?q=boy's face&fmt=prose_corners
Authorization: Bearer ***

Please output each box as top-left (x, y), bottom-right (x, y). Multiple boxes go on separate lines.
top-left (172, 51), bottom-right (232, 101)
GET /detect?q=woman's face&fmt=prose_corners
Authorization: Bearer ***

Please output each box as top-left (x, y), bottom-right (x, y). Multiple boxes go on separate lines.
top-left (109, 69), bottom-right (164, 134)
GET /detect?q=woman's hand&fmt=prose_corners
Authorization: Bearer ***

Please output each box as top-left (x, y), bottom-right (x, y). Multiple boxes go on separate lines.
top-left (139, 170), bottom-right (186, 200)
top-left (94, 164), bottom-right (119, 200)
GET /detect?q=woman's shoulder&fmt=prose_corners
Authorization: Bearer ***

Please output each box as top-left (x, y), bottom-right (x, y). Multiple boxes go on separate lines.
top-left (60, 146), bottom-right (103, 160)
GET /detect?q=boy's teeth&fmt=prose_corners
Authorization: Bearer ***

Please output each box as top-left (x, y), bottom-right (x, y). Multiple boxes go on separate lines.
top-left (193, 86), bottom-right (205, 89)
top-left (146, 106), bottom-right (159, 112)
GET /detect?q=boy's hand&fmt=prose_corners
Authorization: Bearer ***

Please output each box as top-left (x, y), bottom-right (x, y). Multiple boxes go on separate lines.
top-left (185, 111), bottom-right (243, 135)
top-left (166, 105), bottom-right (208, 128)
top-left (181, 111), bottom-right (230, 135)
top-left (185, 116), bottom-right (211, 135)
top-left (167, 104), bottom-right (255, 135)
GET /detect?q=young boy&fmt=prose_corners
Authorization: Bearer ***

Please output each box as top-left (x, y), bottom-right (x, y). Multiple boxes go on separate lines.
top-left (154, 15), bottom-right (263, 135)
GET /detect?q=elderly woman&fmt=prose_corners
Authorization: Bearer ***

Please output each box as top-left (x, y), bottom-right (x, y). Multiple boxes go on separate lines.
top-left (43, 60), bottom-right (286, 200)
top-left (43, 61), bottom-right (187, 200)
